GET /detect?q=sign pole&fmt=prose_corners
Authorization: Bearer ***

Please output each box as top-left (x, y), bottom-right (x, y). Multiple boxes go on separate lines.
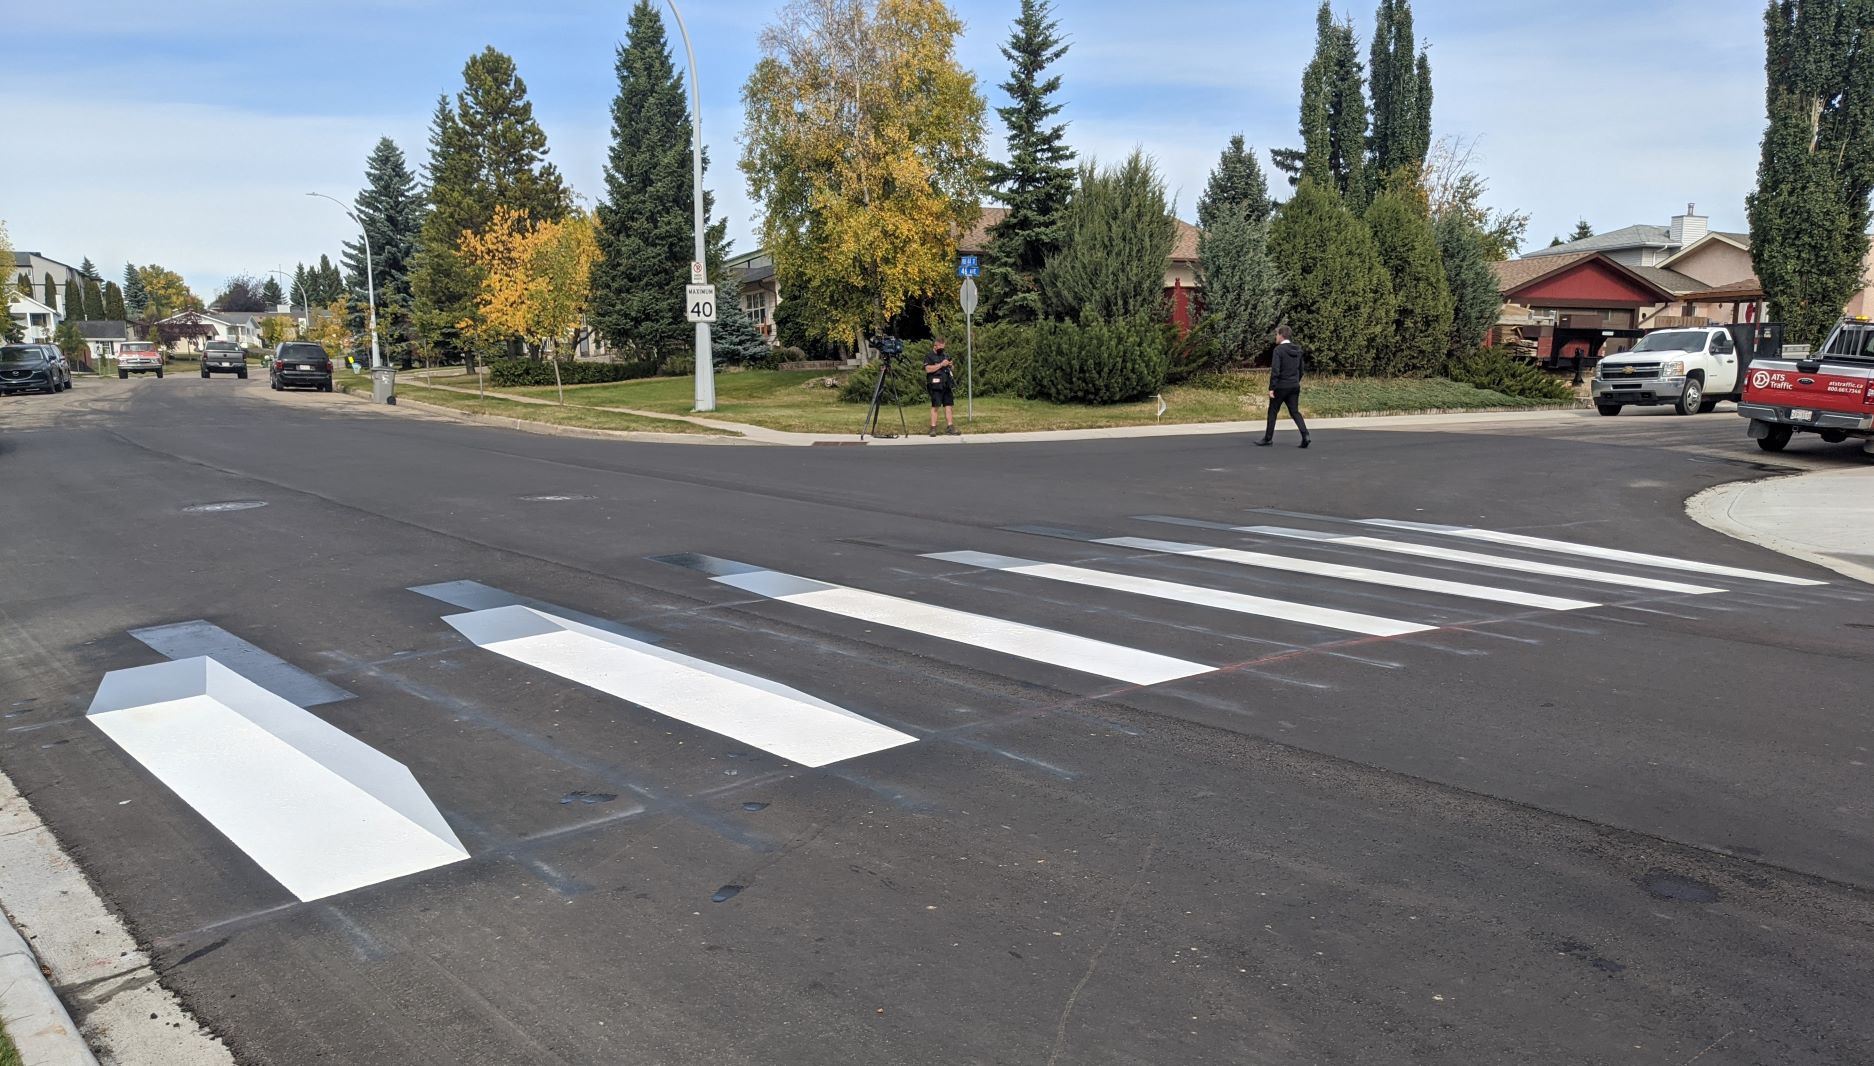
top-left (957, 258), bottom-right (980, 422)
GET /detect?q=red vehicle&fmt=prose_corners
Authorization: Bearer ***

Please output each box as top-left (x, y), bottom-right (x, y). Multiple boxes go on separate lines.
top-left (1739, 316), bottom-right (1874, 454)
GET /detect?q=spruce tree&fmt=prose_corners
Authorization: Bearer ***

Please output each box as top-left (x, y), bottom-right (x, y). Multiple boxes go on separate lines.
top-left (82, 276), bottom-right (105, 319)
top-left (79, 257), bottom-right (98, 280)
top-left (344, 138), bottom-right (426, 309)
top-left (1197, 135), bottom-right (1272, 228)
top-left (261, 276), bottom-right (285, 307)
top-left (1570, 219), bottom-right (1594, 242)
top-left (1199, 209), bottom-right (1283, 367)
top-left (982, 0), bottom-right (1076, 323)
top-left (708, 297), bottom-right (771, 365)
top-left (103, 281), bottom-right (127, 322)
top-left (1365, 182), bottom-right (1453, 375)
top-left (591, 1), bottom-right (708, 359)
top-left (1369, 0), bottom-right (1433, 177)
top-left (1268, 179), bottom-right (1394, 374)
top-left (1748, 0), bottom-right (1874, 347)
top-left (1435, 212), bottom-right (1501, 358)
top-left (1040, 151), bottom-right (1178, 324)
top-left (63, 277), bottom-right (84, 321)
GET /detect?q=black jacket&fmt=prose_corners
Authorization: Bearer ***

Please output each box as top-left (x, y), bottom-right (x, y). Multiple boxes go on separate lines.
top-left (1270, 341), bottom-right (1304, 390)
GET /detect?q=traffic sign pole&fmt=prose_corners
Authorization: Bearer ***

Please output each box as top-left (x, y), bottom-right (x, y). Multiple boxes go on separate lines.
top-left (959, 273), bottom-right (979, 421)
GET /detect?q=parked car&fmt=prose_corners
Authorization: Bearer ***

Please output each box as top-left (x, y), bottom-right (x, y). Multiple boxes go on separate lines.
top-left (201, 340), bottom-right (248, 379)
top-left (270, 342), bottom-right (333, 392)
top-left (117, 341), bottom-right (164, 379)
top-left (28, 344), bottom-right (73, 390)
top-left (1740, 315), bottom-right (1874, 453)
top-left (1591, 325), bottom-right (1759, 417)
top-left (0, 344), bottom-right (68, 394)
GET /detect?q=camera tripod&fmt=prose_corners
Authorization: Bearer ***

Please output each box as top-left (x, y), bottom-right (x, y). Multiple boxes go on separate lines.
top-left (860, 353), bottom-right (910, 440)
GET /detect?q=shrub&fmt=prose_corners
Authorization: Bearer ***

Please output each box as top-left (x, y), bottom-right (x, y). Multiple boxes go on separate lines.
top-left (837, 342), bottom-right (929, 405)
top-left (954, 322), bottom-right (1036, 397)
top-left (1026, 316), bottom-right (1169, 404)
top-left (1442, 348), bottom-right (1575, 401)
top-left (487, 357), bottom-right (660, 388)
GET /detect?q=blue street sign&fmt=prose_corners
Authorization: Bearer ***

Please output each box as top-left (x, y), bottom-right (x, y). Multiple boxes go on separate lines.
top-left (958, 255), bottom-right (979, 278)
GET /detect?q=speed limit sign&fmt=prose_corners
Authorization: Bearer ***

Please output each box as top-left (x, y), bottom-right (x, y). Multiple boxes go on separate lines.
top-left (684, 284), bottom-right (718, 323)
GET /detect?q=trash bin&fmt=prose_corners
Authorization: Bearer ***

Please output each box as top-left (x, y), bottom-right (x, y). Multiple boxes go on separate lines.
top-left (371, 365), bottom-right (397, 405)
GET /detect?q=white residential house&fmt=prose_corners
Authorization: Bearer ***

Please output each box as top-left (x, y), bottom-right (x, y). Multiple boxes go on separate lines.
top-left (77, 320), bottom-right (133, 362)
top-left (7, 292), bottom-right (61, 342)
top-left (12, 251), bottom-right (88, 318)
top-left (152, 309), bottom-right (268, 350)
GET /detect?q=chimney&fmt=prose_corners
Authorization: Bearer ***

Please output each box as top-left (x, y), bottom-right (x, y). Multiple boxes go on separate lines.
top-left (1669, 202), bottom-right (1708, 246)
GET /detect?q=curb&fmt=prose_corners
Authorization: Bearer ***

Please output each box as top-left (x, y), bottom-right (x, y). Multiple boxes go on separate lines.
top-left (334, 384), bottom-right (751, 445)
top-left (1686, 468), bottom-right (1874, 586)
top-left (0, 909), bottom-right (97, 1066)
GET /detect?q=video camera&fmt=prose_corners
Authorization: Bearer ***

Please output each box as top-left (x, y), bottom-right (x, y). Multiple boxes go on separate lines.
top-left (870, 335), bottom-right (904, 361)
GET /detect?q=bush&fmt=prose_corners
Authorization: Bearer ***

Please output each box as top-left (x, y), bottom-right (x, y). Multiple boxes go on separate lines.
top-left (1026, 317), bottom-right (1169, 404)
top-left (1442, 347), bottom-right (1575, 401)
top-left (955, 322), bottom-right (1036, 398)
top-left (837, 342), bottom-right (930, 405)
top-left (487, 357), bottom-right (660, 388)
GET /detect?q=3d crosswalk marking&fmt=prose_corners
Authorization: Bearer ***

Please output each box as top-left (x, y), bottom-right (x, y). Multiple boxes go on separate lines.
top-left (1236, 525), bottom-right (1726, 595)
top-left (1358, 520), bottom-right (1827, 586)
top-left (669, 557), bottom-right (1212, 686)
top-left (1074, 534), bottom-right (1600, 610)
top-left (87, 657), bottom-right (468, 902)
top-left (926, 551), bottom-right (1435, 637)
top-left (130, 620), bottom-right (355, 707)
top-left (444, 605), bottom-right (916, 767)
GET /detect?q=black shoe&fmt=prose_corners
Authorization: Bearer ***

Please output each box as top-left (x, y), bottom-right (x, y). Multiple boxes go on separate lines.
top-left (1255, 438), bottom-right (1273, 447)
top-left (945, 425), bottom-right (960, 436)
top-left (928, 426), bottom-right (939, 437)
top-left (1299, 438), bottom-right (1311, 449)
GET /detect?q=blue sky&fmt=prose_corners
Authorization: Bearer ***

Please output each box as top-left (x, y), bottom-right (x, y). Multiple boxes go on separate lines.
top-left (2, 0), bottom-right (1765, 301)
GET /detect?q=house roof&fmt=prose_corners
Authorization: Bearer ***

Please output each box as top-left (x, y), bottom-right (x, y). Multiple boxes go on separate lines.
top-left (1492, 250), bottom-right (1679, 303)
top-left (1522, 224), bottom-right (1676, 259)
top-left (156, 309), bottom-right (231, 325)
top-left (1659, 231), bottom-right (1752, 272)
top-left (737, 263), bottom-right (776, 285)
top-left (5, 292), bottom-right (56, 314)
top-left (958, 206), bottom-right (1201, 261)
top-left (213, 310), bottom-right (269, 325)
top-left (1681, 278), bottom-right (1764, 302)
top-left (76, 320), bottom-right (130, 339)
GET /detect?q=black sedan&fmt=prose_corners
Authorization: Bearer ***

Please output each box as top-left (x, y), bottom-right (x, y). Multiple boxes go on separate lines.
top-left (269, 342), bottom-right (334, 392)
top-left (0, 345), bottom-right (71, 394)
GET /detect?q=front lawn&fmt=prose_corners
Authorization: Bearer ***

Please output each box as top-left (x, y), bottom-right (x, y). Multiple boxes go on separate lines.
top-left (336, 374), bottom-right (735, 436)
top-left (498, 368), bottom-right (1570, 435)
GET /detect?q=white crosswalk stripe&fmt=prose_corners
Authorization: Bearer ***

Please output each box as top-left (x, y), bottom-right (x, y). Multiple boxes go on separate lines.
top-left (1239, 525), bottom-right (1726, 595)
top-left (444, 605), bottom-right (917, 768)
top-left (1091, 535), bottom-right (1601, 611)
top-left (927, 551), bottom-right (1435, 637)
top-left (1358, 519), bottom-right (1827, 586)
top-left (707, 566), bottom-right (1213, 686)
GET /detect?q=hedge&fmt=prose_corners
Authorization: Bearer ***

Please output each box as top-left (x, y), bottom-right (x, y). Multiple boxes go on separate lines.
top-left (1026, 316), bottom-right (1169, 404)
top-left (1441, 347), bottom-right (1575, 401)
top-left (487, 357), bottom-right (661, 388)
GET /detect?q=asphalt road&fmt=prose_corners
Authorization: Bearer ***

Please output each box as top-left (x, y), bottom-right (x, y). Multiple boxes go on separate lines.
top-left (3, 375), bottom-right (1872, 1065)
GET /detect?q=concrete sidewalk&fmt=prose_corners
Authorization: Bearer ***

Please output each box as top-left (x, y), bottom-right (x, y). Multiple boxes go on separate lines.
top-left (1688, 465), bottom-right (1874, 584)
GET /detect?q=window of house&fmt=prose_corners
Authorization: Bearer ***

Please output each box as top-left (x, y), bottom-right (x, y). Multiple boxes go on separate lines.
top-left (745, 290), bottom-right (770, 324)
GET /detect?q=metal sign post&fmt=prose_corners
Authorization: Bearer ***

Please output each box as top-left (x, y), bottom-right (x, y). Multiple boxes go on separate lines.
top-left (959, 276), bottom-right (978, 421)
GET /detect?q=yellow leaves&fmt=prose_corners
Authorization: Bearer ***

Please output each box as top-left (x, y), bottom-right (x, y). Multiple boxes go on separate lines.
top-left (457, 206), bottom-right (598, 349)
top-left (305, 297), bottom-right (354, 358)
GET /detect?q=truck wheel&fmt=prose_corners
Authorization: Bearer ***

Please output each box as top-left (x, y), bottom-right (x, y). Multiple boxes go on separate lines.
top-left (1757, 423), bottom-right (1793, 452)
top-left (156, 368), bottom-right (164, 379)
top-left (1596, 404), bottom-right (1621, 416)
top-left (118, 369), bottom-right (127, 380)
top-left (1820, 430), bottom-right (1849, 444)
top-left (238, 369), bottom-right (248, 379)
top-left (1674, 378), bottom-right (1703, 415)
top-left (1697, 398), bottom-right (1720, 414)
top-left (201, 369), bottom-right (210, 378)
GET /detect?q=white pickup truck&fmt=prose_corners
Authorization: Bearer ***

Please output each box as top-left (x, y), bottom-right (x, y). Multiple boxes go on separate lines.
top-left (1592, 326), bottom-right (1743, 416)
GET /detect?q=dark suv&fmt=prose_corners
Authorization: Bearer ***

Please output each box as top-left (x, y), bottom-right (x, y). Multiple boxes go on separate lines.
top-left (0, 344), bottom-right (69, 394)
top-left (202, 340), bottom-right (248, 379)
top-left (270, 342), bottom-right (334, 392)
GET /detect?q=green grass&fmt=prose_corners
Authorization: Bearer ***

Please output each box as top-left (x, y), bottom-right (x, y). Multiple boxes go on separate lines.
top-left (335, 374), bottom-right (734, 436)
top-left (493, 368), bottom-right (1570, 434)
top-left (0, 1018), bottom-right (21, 1066)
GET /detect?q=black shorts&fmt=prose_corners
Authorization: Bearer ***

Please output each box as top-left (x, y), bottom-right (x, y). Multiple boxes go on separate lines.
top-left (928, 383), bottom-right (955, 407)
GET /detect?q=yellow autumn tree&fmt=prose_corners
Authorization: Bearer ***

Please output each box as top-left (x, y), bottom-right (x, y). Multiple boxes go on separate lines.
top-left (740, 0), bottom-right (987, 350)
top-left (458, 206), bottom-right (599, 356)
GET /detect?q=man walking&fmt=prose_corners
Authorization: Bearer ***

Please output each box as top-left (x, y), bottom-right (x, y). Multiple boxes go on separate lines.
top-left (1258, 325), bottom-right (1310, 449)
top-left (925, 337), bottom-right (959, 437)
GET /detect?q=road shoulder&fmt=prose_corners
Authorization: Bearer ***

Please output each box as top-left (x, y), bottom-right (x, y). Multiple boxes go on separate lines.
top-left (1687, 465), bottom-right (1874, 584)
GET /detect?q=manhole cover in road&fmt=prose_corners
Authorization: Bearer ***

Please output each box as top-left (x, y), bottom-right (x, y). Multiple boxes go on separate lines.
top-left (182, 500), bottom-right (268, 513)
top-left (519, 494), bottom-right (596, 502)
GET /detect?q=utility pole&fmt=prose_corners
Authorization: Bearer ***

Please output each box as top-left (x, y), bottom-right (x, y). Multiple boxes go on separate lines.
top-left (307, 191), bottom-right (391, 403)
top-left (664, 0), bottom-right (715, 412)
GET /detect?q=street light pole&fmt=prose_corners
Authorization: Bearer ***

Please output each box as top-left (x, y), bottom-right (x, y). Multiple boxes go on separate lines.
top-left (663, 0), bottom-right (715, 412)
top-left (263, 269), bottom-right (305, 339)
top-left (306, 192), bottom-right (382, 371)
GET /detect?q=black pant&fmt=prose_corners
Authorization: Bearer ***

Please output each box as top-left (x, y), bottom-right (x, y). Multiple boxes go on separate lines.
top-left (1264, 387), bottom-right (1308, 440)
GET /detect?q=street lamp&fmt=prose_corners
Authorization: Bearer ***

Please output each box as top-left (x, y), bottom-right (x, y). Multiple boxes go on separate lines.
top-left (263, 269), bottom-right (309, 339)
top-left (663, 0), bottom-right (715, 412)
top-left (307, 191), bottom-right (392, 404)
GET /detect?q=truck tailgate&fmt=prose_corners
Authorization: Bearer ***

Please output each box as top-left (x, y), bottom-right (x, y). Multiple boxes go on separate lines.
top-left (1743, 359), bottom-right (1874, 419)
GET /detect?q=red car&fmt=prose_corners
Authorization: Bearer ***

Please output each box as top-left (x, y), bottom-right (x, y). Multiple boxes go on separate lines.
top-left (1739, 316), bottom-right (1874, 453)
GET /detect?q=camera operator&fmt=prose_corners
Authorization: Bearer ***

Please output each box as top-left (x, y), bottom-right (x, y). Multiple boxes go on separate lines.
top-left (924, 337), bottom-right (959, 437)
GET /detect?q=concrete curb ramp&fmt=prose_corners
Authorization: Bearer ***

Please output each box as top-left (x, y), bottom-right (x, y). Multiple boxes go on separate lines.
top-left (0, 911), bottom-right (97, 1066)
top-left (1687, 465), bottom-right (1874, 586)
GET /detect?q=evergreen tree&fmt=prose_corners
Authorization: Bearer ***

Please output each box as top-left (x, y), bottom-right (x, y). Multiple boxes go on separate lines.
top-left (1197, 135), bottom-right (1272, 229)
top-left (292, 263), bottom-right (312, 309)
top-left (344, 138), bottom-right (426, 309)
top-left (79, 257), bottom-right (98, 280)
top-left (1275, 3), bottom-right (1368, 205)
top-left (414, 49), bottom-right (570, 359)
top-left (1268, 179), bottom-right (1394, 374)
top-left (591, 1), bottom-right (710, 359)
top-left (1749, 0), bottom-right (1874, 347)
top-left (82, 276), bottom-right (105, 319)
top-left (103, 281), bottom-right (127, 322)
top-left (709, 296), bottom-right (771, 365)
top-left (63, 277), bottom-right (84, 321)
top-left (43, 272), bottom-right (57, 310)
top-left (1435, 212), bottom-right (1501, 358)
top-left (1570, 218), bottom-right (1594, 241)
top-left (261, 276), bottom-right (285, 307)
top-left (1198, 208), bottom-right (1283, 367)
top-left (1368, 0), bottom-right (1433, 177)
top-left (122, 264), bottom-right (146, 318)
top-left (982, 0), bottom-right (1076, 323)
top-left (1041, 151), bottom-right (1178, 323)
top-left (1364, 181), bottom-right (1453, 375)
top-left (319, 256), bottom-right (344, 303)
